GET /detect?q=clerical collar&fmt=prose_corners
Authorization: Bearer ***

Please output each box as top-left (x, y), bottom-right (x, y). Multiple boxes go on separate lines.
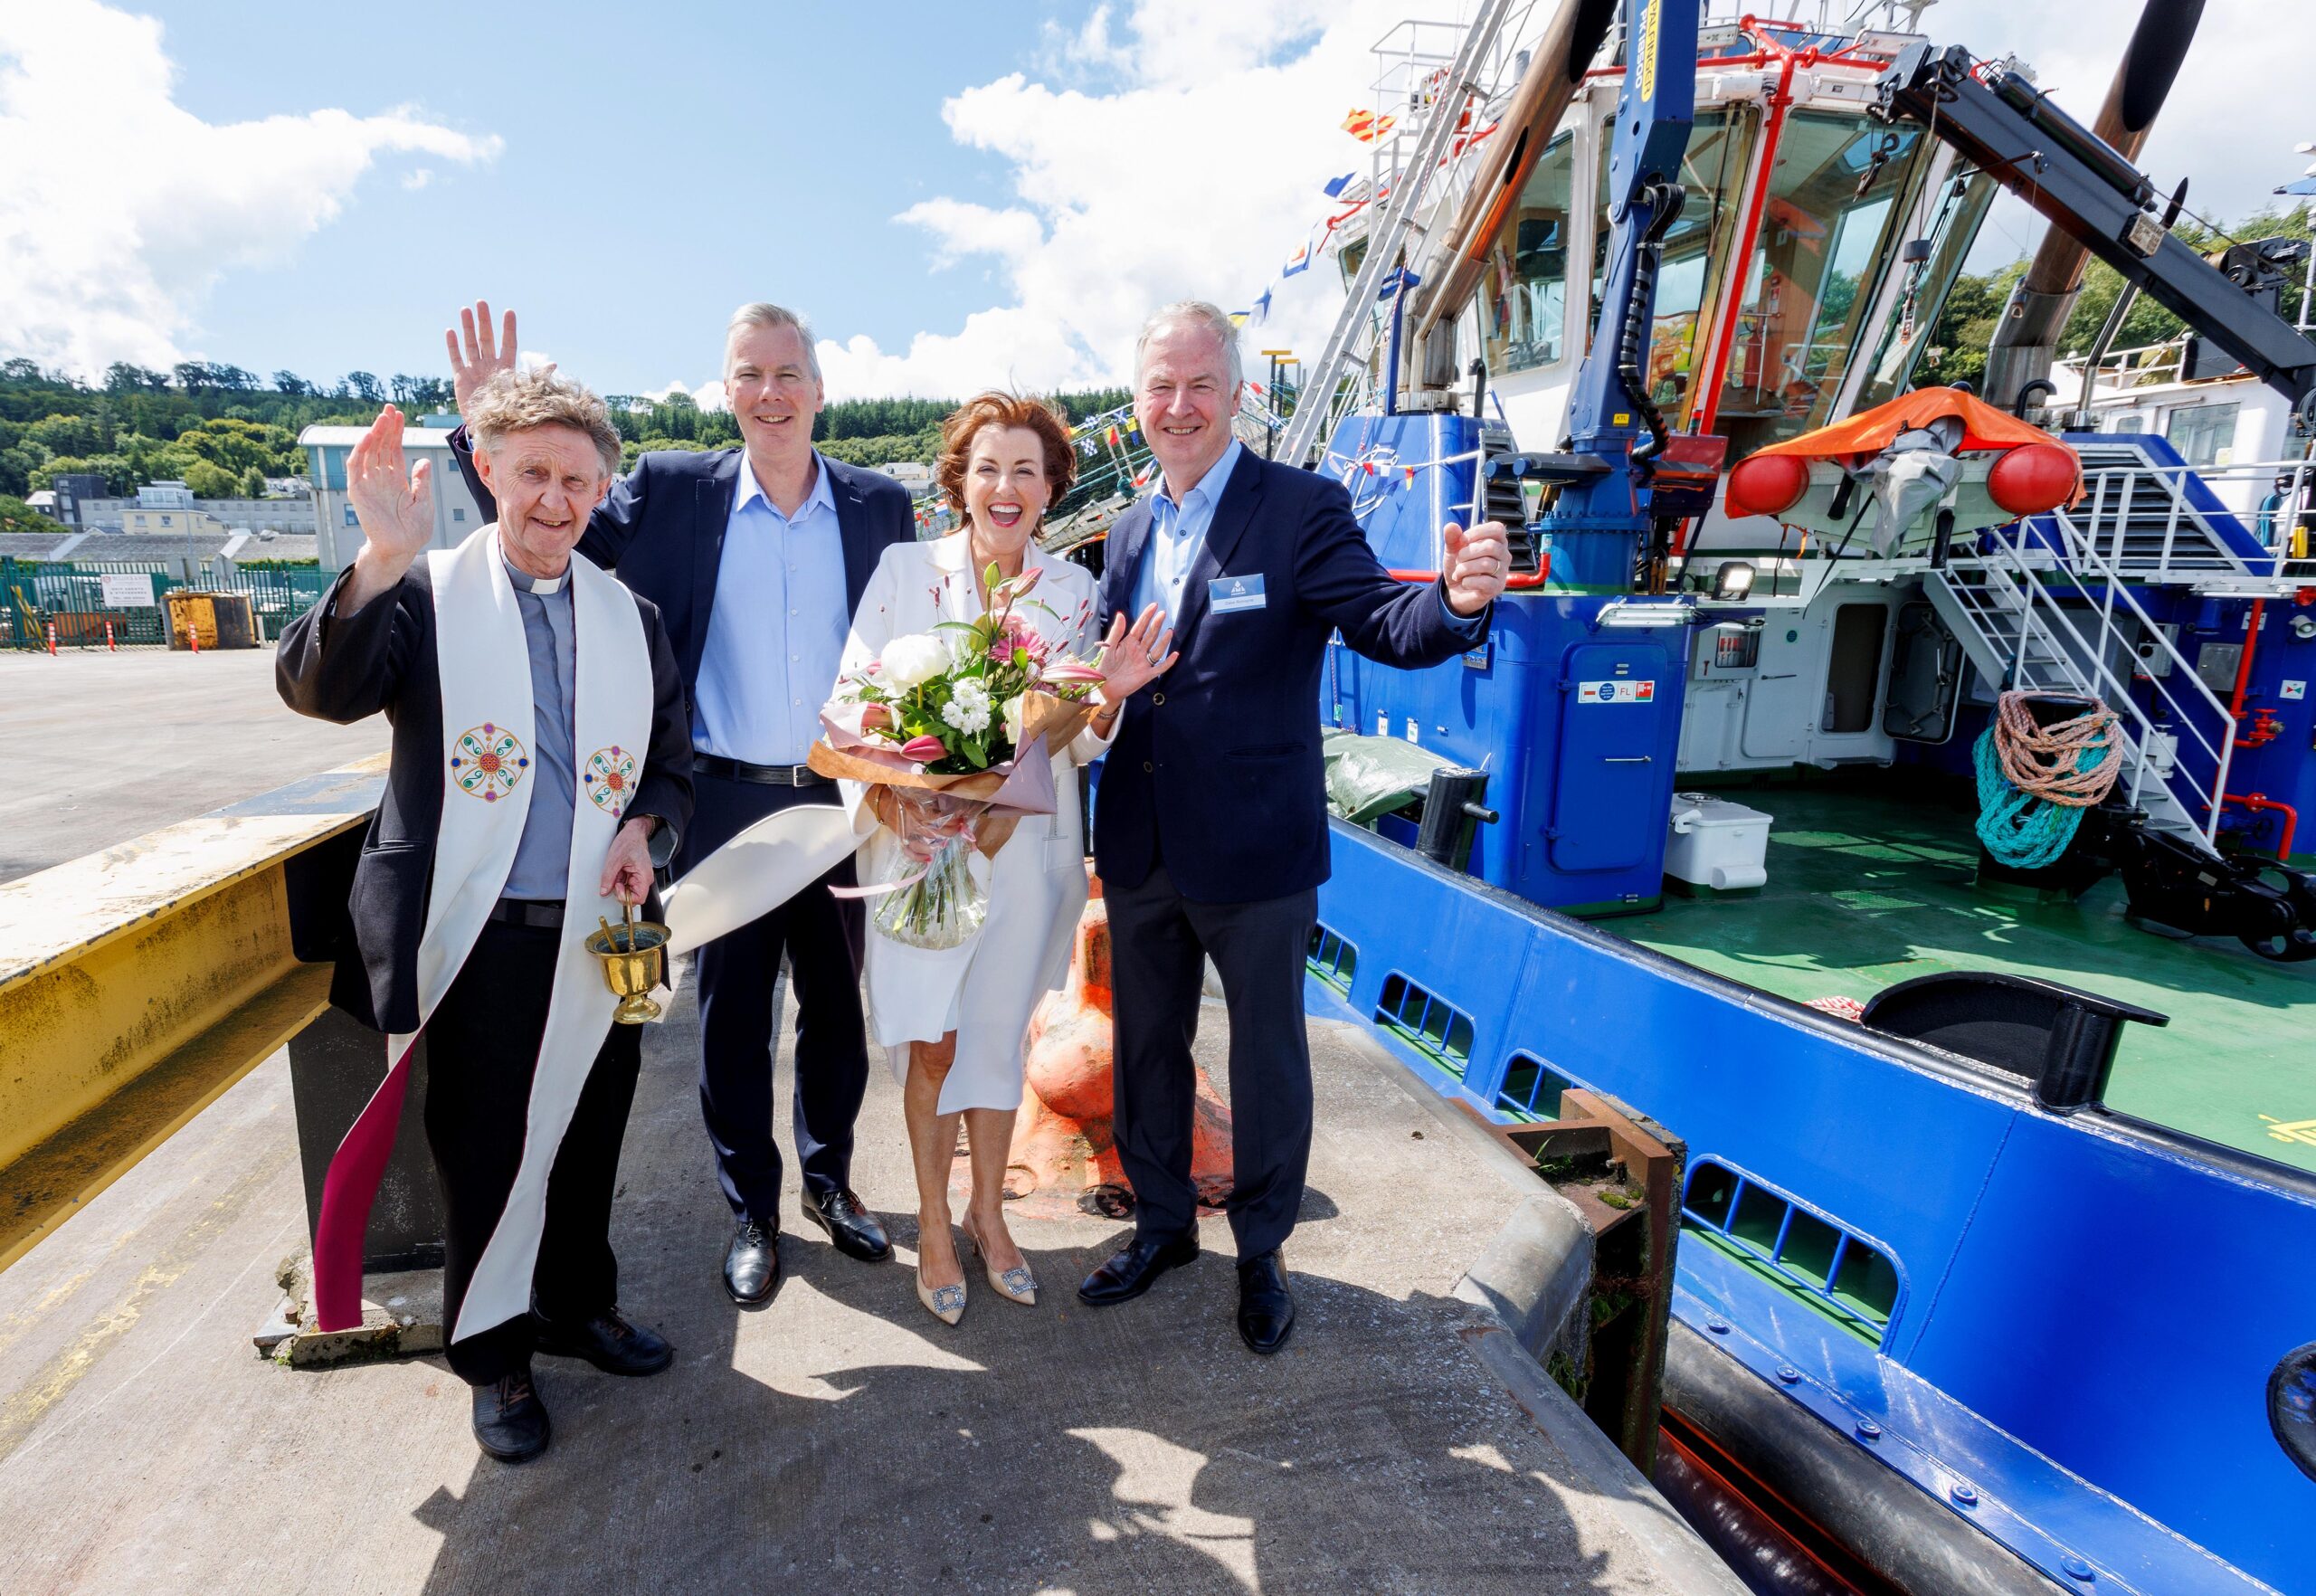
top-left (502, 557), bottom-right (567, 594)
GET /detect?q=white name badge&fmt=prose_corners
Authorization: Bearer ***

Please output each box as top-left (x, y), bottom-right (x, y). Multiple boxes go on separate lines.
top-left (1210, 574), bottom-right (1267, 613)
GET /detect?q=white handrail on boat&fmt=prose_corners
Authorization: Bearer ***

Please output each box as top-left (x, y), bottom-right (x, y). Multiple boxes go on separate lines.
top-left (1947, 512), bottom-right (2237, 850)
top-left (2068, 454), bottom-right (2316, 584)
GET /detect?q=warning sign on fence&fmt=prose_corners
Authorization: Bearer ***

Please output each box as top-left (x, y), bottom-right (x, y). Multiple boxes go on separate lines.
top-left (99, 574), bottom-right (156, 608)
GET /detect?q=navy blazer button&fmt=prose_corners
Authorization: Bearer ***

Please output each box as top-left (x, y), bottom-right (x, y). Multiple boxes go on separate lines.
top-left (1143, 761), bottom-right (1154, 773)
top-left (1152, 692), bottom-right (1165, 706)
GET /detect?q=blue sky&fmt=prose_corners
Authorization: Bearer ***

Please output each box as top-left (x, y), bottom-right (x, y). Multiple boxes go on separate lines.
top-left (122, 1), bottom-right (1071, 394)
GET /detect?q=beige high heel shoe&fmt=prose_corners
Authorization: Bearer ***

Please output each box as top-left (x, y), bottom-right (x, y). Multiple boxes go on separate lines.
top-left (962, 1217), bottom-right (1038, 1306)
top-left (916, 1229), bottom-right (966, 1326)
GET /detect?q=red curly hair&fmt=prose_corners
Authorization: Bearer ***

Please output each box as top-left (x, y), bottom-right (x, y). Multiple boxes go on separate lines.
top-left (935, 392), bottom-right (1078, 522)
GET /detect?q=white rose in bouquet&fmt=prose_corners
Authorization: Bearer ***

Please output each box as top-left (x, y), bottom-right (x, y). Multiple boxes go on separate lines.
top-left (942, 676), bottom-right (993, 734)
top-left (1001, 693), bottom-right (1026, 748)
top-left (880, 632), bottom-right (950, 690)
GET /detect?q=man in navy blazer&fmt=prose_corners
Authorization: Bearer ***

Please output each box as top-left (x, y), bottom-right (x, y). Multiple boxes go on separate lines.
top-left (1076, 301), bottom-right (1511, 1353)
top-left (445, 301), bottom-right (912, 1306)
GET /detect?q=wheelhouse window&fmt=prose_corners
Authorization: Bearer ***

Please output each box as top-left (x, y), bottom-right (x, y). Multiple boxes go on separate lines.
top-left (1707, 113), bottom-right (1930, 461)
top-left (1591, 108), bottom-right (1757, 414)
top-left (1851, 166), bottom-right (1995, 414)
top-left (1479, 133), bottom-right (1577, 375)
top-left (2165, 403), bottom-right (2238, 467)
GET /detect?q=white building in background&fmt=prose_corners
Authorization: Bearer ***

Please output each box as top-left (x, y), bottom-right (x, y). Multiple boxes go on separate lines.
top-left (299, 423), bottom-right (485, 572)
top-left (875, 461), bottom-right (935, 498)
top-left (74, 494), bottom-right (318, 536)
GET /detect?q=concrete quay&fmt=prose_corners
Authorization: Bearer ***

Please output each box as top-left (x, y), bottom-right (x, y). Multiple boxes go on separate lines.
top-left (0, 975), bottom-right (1738, 1594)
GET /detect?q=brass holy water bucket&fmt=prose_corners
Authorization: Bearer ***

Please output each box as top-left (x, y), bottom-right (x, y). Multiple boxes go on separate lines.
top-left (586, 905), bottom-right (668, 1025)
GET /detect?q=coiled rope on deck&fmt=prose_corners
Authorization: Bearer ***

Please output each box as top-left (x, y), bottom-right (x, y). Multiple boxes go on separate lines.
top-left (1972, 690), bottom-right (2124, 870)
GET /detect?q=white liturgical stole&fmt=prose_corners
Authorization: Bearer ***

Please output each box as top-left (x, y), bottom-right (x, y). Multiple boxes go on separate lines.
top-left (315, 525), bottom-right (653, 1343)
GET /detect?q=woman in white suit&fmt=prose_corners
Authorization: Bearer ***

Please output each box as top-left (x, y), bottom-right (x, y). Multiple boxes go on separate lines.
top-left (835, 394), bottom-right (1175, 1325)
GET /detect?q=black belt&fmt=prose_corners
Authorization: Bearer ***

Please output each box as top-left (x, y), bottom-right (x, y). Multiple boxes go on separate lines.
top-left (489, 898), bottom-right (566, 928)
top-left (696, 753), bottom-right (831, 786)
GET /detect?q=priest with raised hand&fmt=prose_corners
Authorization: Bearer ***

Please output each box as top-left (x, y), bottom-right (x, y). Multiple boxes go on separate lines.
top-left (278, 372), bottom-right (693, 1465)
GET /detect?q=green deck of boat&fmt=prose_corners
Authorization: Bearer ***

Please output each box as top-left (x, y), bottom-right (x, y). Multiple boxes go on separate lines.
top-left (1612, 776), bottom-right (2316, 1176)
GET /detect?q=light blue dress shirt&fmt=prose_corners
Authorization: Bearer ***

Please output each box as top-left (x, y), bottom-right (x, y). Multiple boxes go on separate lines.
top-left (1130, 436), bottom-right (1486, 637)
top-left (1132, 438), bottom-right (1244, 626)
top-left (692, 452), bottom-right (850, 765)
top-left (501, 556), bottom-right (579, 901)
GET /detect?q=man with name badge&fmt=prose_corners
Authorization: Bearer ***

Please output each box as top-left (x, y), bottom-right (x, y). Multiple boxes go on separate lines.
top-left (279, 373), bottom-right (693, 1463)
top-left (444, 302), bottom-right (912, 1306)
top-left (1077, 301), bottom-right (1511, 1354)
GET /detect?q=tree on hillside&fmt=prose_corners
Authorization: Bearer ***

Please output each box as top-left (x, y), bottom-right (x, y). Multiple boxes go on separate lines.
top-left (183, 460), bottom-right (236, 499)
top-left (345, 371), bottom-right (384, 403)
top-left (241, 465), bottom-right (268, 498)
top-left (1923, 202), bottom-right (2314, 394)
top-left (388, 373), bottom-right (451, 409)
top-left (29, 413), bottom-right (104, 459)
top-left (106, 362), bottom-right (169, 394)
top-left (32, 455), bottom-right (136, 495)
top-left (1, 494), bottom-right (56, 535)
top-left (272, 371), bottom-right (311, 396)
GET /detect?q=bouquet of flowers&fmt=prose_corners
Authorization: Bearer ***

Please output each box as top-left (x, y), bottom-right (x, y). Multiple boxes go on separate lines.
top-left (810, 565), bottom-right (1106, 949)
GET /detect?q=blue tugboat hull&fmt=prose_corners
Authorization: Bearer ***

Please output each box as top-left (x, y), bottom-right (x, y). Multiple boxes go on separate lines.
top-left (1312, 819), bottom-right (2316, 1594)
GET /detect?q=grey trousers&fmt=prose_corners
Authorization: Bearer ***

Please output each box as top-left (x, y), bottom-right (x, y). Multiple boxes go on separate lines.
top-left (1106, 864), bottom-right (1318, 1259)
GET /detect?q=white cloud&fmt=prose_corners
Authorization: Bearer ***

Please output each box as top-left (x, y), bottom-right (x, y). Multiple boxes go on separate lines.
top-left (1932, 0), bottom-right (2316, 226)
top-left (814, 0), bottom-right (1407, 400)
top-left (401, 167), bottom-right (434, 192)
top-left (825, 0), bottom-right (2316, 400)
top-left (0, 0), bottom-right (499, 378)
top-left (638, 377), bottom-right (729, 412)
top-left (897, 197), bottom-right (1045, 272)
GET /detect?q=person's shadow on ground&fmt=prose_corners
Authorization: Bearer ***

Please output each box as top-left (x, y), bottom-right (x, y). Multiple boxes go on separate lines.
top-left (404, 987), bottom-right (1664, 1594)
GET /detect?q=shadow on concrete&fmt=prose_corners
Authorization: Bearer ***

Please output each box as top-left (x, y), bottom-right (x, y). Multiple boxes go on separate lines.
top-left (406, 1270), bottom-right (1648, 1594)
top-left (391, 989), bottom-right (1670, 1594)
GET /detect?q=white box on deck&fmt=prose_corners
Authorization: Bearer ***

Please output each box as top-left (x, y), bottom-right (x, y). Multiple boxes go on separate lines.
top-left (1666, 793), bottom-right (1770, 891)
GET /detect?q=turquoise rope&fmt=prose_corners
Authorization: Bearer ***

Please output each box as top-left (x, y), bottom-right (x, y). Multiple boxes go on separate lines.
top-left (1973, 727), bottom-right (2102, 870)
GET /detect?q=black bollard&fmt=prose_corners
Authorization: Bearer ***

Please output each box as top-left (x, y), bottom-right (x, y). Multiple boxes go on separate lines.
top-left (1415, 767), bottom-right (1496, 872)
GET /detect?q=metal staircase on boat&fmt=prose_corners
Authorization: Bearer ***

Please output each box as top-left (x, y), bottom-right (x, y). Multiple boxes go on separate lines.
top-left (1926, 512), bottom-right (2236, 856)
top-left (2070, 441), bottom-right (2245, 576)
top-left (2056, 435), bottom-right (2306, 590)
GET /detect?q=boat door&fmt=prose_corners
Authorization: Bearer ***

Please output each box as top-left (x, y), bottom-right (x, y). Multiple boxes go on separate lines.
top-left (1549, 641), bottom-right (1676, 873)
top-left (1739, 618), bottom-right (1818, 761)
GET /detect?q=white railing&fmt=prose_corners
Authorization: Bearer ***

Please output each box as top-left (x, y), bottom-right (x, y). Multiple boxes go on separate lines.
top-left (2058, 337), bottom-right (2191, 397)
top-left (1947, 512), bottom-right (2237, 848)
top-left (1601, 0), bottom-right (1935, 53)
top-left (2070, 454), bottom-right (2316, 584)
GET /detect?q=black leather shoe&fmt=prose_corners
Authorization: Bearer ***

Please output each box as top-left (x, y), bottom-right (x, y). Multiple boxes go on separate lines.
top-left (471, 1372), bottom-right (550, 1462)
top-left (802, 1188), bottom-right (892, 1262)
top-left (724, 1219), bottom-right (781, 1306)
top-left (534, 1306), bottom-right (674, 1376)
top-left (1077, 1230), bottom-right (1200, 1306)
top-left (1236, 1250), bottom-right (1296, 1354)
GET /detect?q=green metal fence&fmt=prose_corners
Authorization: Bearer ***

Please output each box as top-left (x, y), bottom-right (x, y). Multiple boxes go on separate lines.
top-left (0, 558), bottom-right (328, 650)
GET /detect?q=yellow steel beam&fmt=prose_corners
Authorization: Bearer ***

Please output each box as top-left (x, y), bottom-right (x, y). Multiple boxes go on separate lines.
top-left (0, 756), bottom-right (382, 1272)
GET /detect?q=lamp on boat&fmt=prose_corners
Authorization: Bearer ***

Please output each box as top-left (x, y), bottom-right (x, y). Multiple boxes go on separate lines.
top-left (1713, 560), bottom-right (1755, 602)
top-left (1592, 598), bottom-right (1697, 629)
